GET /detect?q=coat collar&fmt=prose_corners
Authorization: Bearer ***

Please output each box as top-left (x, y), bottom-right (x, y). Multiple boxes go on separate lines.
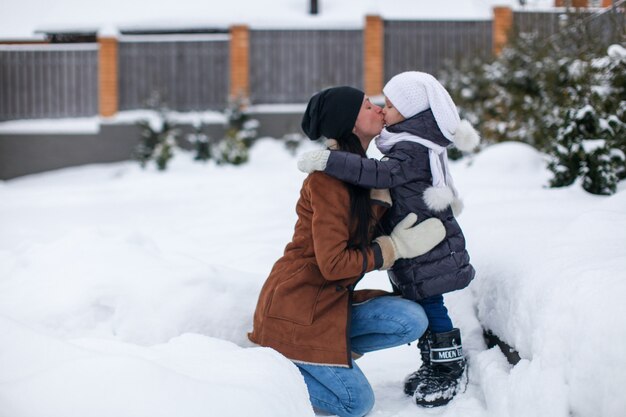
top-left (387, 109), bottom-right (452, 148)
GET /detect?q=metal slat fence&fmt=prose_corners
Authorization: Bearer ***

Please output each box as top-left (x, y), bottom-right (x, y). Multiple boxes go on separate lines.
top-left (0, 44), bottom-right (98, 121)
top-left (2, 10), bottom-right (621, 123)
top-left (384, 20), bottom-right (493, 83)
top-left (513, 9), bottom-right (624, 46)
top-left (118, 35), bottom-right (229, 111)
top-left (249, 29), bottom-right (363, 104)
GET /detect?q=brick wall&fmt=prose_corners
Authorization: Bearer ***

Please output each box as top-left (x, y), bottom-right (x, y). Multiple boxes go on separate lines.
top-left (229, 25), bottom-right (249, 101)
top-left (364, 15), bottom-right (384, 96)
top-left (493, 7), bottom-right (513, 56)
top-left (98, 37), bottom-right (118, 117)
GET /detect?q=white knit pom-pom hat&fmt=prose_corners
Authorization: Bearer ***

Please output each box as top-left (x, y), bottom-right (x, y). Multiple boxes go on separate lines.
top-left (383, 71), bottom-right (480, 151)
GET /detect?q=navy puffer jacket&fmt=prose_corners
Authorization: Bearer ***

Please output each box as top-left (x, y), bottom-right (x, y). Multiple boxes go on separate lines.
top-left (323, 118), bottom-right (475, 300)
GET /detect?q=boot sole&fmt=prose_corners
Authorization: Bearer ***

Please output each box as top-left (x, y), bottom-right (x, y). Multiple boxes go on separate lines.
top-left (415, 396), bottom-right (453, 408)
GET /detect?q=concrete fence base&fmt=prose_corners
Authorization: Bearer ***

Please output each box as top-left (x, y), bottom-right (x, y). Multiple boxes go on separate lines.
top-left (0, 112), bottom-right (307, 180)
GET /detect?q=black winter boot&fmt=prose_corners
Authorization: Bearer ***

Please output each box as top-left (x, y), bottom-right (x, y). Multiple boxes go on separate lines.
top-left (412, 328), bottom-right (466, 408)
top-left (403, 329), bottom-right (433, 396)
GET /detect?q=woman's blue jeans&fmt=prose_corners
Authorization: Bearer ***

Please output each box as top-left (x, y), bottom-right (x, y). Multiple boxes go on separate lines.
top-left (296, 296), bottom-right (428, 417)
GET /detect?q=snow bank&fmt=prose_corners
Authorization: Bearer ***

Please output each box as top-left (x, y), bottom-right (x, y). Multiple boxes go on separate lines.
top-left (457, 143), bottom-right (626, 417)
top-left (0, 139), bottom-right (318, 417)
top-left (0, 227), bottom-right (261, 345)
top-left (0, 317), bottom-right (313, 417)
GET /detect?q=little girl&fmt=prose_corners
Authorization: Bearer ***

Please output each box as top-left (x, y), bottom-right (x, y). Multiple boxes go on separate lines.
top-left (297, 71), bottom-right (479, 407)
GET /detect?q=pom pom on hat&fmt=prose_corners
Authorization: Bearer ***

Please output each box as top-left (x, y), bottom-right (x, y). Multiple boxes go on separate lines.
top-left (453, 119), bottom-right (480, 152)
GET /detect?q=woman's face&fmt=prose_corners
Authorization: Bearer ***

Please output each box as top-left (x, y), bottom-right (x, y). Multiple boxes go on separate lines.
top-left (382, 97), bottom-right (405, 127)
top-left (352, 97), bottom-right (384, 149)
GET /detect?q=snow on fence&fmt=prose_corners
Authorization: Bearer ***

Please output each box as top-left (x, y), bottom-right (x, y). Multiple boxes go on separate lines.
top-left (118, 35), bottom-right (230, 112)
top-left (384, 20), bottom-right (493, 81)
top-left (249, 29), bottom-right (363, 104)
top-left (0, 44), bottom-right (98, 122)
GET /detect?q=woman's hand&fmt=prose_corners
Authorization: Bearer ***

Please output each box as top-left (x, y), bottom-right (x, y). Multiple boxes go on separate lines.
top-left (297, 150), bottom-right (331, 173)
top-left (375, 213), bottom-right (446, 269)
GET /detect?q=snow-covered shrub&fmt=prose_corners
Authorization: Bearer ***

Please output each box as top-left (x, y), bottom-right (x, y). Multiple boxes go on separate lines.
top-left (547, 45), bottom-right (626, 195)
top-left (281, 133), bottom-right (306, 156)
top-left (187, 123), bottom-right (213, 162)
top-left (441, 10), bottom-right (625, 195)
top-left (214, 97), bottom-right (259, 166)
top-left (548, 104), bottom-right (625, 195)
top-left (135, 113), bottom-right (180, 171)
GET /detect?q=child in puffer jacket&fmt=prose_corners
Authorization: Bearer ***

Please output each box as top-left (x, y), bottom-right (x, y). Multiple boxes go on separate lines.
top-left (297, 71), bottom-right (480, 408)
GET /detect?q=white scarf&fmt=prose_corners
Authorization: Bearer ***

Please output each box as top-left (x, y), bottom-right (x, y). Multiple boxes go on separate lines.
top-left (375, 128), bottom-right (463, 215)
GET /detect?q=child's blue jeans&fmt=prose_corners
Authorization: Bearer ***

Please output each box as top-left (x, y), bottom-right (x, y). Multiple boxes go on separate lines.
top-left (419, 294), bottom-right (453, 333)
top-left (296, 296), bottom-right (428, 417)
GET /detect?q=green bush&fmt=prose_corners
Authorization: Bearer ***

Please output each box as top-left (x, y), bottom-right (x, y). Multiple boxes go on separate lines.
top-left (214, 98), bottom-right (258, 166)
top-left (135, 115), bottom-right (180, 171)
top-left (440, 11), bottom-right (625, 195)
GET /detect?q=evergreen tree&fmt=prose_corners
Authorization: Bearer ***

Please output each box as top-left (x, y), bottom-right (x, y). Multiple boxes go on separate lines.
top-left (135, 119), bottom-right (160, 168)
top-left (154, 120), bottom-right (177, 171)
top-left (134, 113), bottom-right (180, 171)
top-left (215, 97), bottom-right (258, 166)
top-left (441, 11), bottom-right (625, 195)
top-left (188, 124), bottom-right (212, 162)
top-left (548, 102), bottom-right (626, 195)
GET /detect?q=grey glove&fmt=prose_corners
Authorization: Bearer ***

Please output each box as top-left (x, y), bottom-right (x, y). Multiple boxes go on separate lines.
top-left (375, 213), bottom-right (446, 269)
top-left (297, 150), bottom-right (331, 173)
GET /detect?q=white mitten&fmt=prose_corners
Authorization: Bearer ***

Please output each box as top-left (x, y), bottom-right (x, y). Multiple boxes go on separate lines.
top-left (375, 213), bottom-right (446, 269)
top-left (297, 150), bottom-right (331, 173)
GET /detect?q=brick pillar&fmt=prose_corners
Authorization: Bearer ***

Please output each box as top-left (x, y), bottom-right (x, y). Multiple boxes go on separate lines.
top-left (229, 25), bottom-right (250, 102)
top-left (602, 0), bottom-right (613, 7)
top-left (364, 15), bottom-right (384, 97)
top-left (493, 7), bottom-right (513, 56)
top-left (98, 36), bottom-right (118, 118)
top-left (554, 0), bottom-right (590, 6)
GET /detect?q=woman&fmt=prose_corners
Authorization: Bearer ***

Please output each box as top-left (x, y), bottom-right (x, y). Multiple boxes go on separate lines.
top-left (248, 86), bottom-right (446, 417)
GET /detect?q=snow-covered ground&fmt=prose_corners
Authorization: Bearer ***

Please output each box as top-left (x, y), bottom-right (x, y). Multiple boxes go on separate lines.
top-left (0, 139), bottom-right (624, 417)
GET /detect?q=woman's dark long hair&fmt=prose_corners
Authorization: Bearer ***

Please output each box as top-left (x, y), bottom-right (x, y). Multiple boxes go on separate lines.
top-left (336, 134), bottom-right (374, 249)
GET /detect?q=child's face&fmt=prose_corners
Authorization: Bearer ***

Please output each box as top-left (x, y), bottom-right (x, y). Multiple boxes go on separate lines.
top-left (383, 97), bottom-right (405, 127)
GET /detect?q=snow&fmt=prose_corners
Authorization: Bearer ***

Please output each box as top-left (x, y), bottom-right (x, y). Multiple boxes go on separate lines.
top-left (607, 44), bottom-right (626, 61)
top-left (576, 104), bottom-right (595, 120)
top-left (461, 142), bottom-right (626, 417)
top-left (0, 43), bottom-right (98, 51)
top-left (247, 104), bottom-right (308, 113)
top-left (0, 117), bottom-right (101, 135)
top-left (1, 139), bottom-right (625, 417)
top-left (0, 111), bottom-right (227, 135)
top-left (0, 318), bottom-right (311, 417)
top-left (581, 139), bottom-right (606, 153)
top-left (119, 34), bottom-right (230, 42)
top-left (1, 0), bottom-right (555, 39)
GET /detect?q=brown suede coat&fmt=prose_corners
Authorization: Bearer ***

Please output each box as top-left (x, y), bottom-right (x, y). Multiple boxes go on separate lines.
top-left (248, 172), bottom-right (390, 367)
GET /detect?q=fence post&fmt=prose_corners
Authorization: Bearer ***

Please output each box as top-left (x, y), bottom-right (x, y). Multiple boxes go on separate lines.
top-left (98, 36), bottom-right (118, 117)
top-left (364, 15), bottom-right (384, 97)
top-left (229, 25), bottom-right (250, 103)
top-left (493, 6), bottom-right (513, 56)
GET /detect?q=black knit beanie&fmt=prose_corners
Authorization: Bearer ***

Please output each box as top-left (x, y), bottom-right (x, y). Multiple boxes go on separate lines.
top-left (301, 86), bottom-right (364, 141)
